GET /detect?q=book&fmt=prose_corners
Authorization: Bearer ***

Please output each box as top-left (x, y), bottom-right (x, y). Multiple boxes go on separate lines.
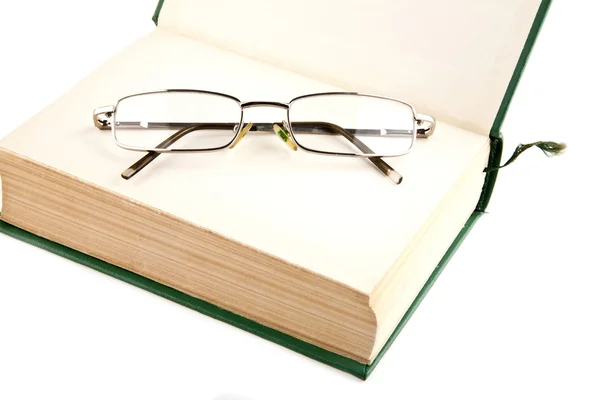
top-left (0, 0), bottom-right (550, 379)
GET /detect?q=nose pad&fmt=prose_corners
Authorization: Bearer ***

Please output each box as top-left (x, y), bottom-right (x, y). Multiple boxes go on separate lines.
top-left (273, 121), bottom-right (298, 151)
top-left (228, 122), bottom-right (253, 149)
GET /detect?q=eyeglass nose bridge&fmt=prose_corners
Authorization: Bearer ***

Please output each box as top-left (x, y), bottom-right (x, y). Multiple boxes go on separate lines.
top-left (241, 101), bottom-right (289, 110)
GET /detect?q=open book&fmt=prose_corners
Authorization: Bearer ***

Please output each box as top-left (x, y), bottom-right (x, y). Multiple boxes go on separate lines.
top-left (0, 0), bottom-right (548, 379)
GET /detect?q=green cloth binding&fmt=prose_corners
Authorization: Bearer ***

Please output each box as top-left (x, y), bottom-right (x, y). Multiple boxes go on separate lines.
top-left (476, 0), bottom-right (553, 211)
top-left (152, 0), bottom-right (165, 25)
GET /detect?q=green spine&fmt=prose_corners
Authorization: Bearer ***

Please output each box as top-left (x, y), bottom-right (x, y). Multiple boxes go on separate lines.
top-left (476, 0), bottom-right (552, 211)
top-left (152, 0), bottom-right (165, 25)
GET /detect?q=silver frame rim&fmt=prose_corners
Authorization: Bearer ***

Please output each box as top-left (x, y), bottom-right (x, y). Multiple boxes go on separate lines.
top-left (111, 89), bottom-right (420, 158)
top-left (112, 89), bottom-right (244, 153)
top-left (287, 92), bottom-right (417, 158)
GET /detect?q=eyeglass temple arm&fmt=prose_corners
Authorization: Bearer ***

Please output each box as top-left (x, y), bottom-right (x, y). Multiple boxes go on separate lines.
top-left (93, 107), bottom-right (432, 183)
top-left (294, 117), bottom-right (435, 182)
top-left (293, 122), bottom-right (403, 184)
top-left (416, 114), bottom-right (436, 138)
top-left (121, 124), bottom-right (229, 179)
top-left (115, 121), bottom-right (403, 183)
top-left (93, 106), bottom-right (114, 129)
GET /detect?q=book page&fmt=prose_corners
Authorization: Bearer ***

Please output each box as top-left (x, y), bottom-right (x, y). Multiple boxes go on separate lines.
top-left (158, 0), bottom-right (542, 134)
top-left (0, 29), bottom-right (489, 293)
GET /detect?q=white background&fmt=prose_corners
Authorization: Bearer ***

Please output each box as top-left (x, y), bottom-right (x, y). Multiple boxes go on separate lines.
top-left (0, 1), bottom-right (598, 399)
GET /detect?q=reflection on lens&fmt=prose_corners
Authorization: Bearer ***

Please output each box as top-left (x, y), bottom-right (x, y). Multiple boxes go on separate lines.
top-left (288, 94), bottom-right (415, 156)
top-left (114, 91), bottom-right (242, 151)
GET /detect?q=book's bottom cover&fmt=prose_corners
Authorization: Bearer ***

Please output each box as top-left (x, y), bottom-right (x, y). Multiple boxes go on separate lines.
top-left (0, 211), bottom-right (483, 380)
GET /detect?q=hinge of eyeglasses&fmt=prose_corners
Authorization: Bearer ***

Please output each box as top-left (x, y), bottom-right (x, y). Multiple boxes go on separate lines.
top-left (416, 114), bottom-right (436, 138)
top-left (93, 105), bottom-right (115, 130)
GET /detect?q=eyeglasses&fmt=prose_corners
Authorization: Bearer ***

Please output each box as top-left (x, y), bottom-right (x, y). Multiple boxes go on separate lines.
top-left (93, 90), bottom-right (436, 184)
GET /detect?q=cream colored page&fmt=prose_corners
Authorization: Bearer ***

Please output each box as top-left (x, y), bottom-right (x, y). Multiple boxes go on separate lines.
top-left (0, 29), bottom-right (488, 293)
top-left (158, 0), bottom-right (542, 134)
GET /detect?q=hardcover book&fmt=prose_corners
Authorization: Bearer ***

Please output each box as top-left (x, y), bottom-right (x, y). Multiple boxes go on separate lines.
top-left (0, 0), bottom-right (551, 379)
